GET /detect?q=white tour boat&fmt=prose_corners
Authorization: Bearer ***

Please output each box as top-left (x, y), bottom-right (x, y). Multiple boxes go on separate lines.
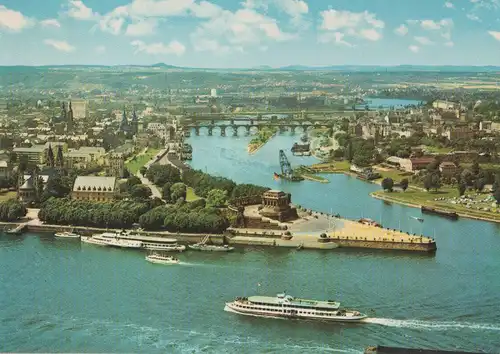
top-left (54, 231), bottom-right (80, 239)
top-left (189, 243), bottom-right (234, 252)
top-left (81, 236), bottom-right (109, 247)
top-left (224, 293), bottom-right (367, 322)
top-left (92, 232), bottom-right (143, 249)
top-left (145, 253), bottom-right (180, 265)
top-left (102, 231), bottom-right (186, 252)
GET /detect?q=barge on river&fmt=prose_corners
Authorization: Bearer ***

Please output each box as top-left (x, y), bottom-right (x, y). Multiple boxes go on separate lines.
top-left (225, 293), bottom-right (367, 322)
top-left (421, 206), bottom-right (458, 220)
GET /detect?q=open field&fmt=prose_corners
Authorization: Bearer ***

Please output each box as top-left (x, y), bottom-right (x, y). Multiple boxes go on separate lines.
top-left (372, 188), bottom-right (500, 222)
top-left (186, 187), bottom-right (202, 202)
top-left (126, 148), bottom-right (160, 174)
top-left (0, 191), bottom-right (17, 202)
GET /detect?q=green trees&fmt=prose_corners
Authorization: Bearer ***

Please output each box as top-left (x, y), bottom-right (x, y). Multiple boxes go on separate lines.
top-left (161, 182), bottom-right (173, 202)
top-left (207, 189), bottom-right (227, 207)
top-left (170, 182), bottom-right (187, 201)
top-left (0, 199), bottom-right (27, 221)
top-left (139, 166), bottom-right (147, 176)
top-left (400, 178), bottom-right (409, 192)
top-left (230, 183), bottom-right (269, 201)
top-left (146, 164), bottom-right (181, 186)
top-left (130, 184), bottom-right (152, 199)
top-left (458, 182), bottom-right (467, 196)
top-left (138, 202), bottom-right (229, 233)
top-left (125, 176), bottom-right (141, 190)
top-left (42, 171), bottom-right (71, 200)
top-left (381, 178), bottom-right (394, 192)
top-left (38, 198), bottom-right (150, 228)
top-left (182, 169), bottom-right (236, 198)
top-left (424, 173), bottom-right (441, 192)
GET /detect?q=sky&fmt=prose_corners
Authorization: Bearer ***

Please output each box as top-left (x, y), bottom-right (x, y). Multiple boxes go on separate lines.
top-left (0, 0), bottom-right (500, 67)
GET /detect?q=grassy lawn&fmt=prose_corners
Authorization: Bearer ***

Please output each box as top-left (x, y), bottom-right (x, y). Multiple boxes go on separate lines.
top-left (372, 188), bottom-right (500, 221)
top-left (186, 187), bottom-right (202, 202)
top-left (0, 191), bottom-right (17, 201)
top-left (310, 160), bottom-right (351, 173)
top-left (126, 148), bottom-right (160, 174)
top-left (373, 167), bottom-right (413, 183)
top-left (424, 146), bottom-right (453, 154)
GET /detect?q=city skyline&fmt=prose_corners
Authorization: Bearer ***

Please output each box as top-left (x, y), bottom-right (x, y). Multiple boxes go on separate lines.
top-left (1, 0), bottom-right (500, 67)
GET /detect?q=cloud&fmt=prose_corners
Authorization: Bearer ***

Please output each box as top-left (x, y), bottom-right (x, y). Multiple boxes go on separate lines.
top-left (360, 28), bottom-right (382, 41)
top-left (0, 5), bottom-right (34, 32)
top-left (275, 0), bottom-right (309, 26)
top-left (125, 18), bottom-right (158, 36)
top-left (66, 0), bottom-right (97, 20)
top-left (95, 45), bottom-right (106, 53)
top-left (444, 2), bottom-right (454, 8)
top-left (99, 6), bottom-right (128, 35)
top-left (466, 13), bottom-right (481, 21)
top-left (318, 32), bottom-right (353, 47)
top-left (409, 45), bottom-right (420, 53)
top-left (489, 30), bottom-right (500, 41)
top-left (127, 0), bottom-right (194, 17)
top-left (319, 9), bottom-right (384, 44)
top-left (444, 41), bottom-right (454, 47)
top-left (191, 8), bottom-right (295, 53)
top-left (190, 1), bottom-right (223, 18)
top-left (394, 24), bottom-right (408, 36)
top-left (131, 40), bottom-right (186, 55)
top-left (44, 39), bottom-right (75, 52)
top-left (414, 36), bottom-right (434, 45)
top-left (40, 19), bottom-right (61, 28)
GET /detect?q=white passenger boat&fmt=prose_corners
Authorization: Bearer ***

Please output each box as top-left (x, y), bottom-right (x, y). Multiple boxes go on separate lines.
top-left (189, 243), bottom-right (234, 252)
top-left (102, 237), bottom-right (143, 249)
top-left (81, 236), bottom-right (109, 246)
top-left (54, 231), bottom-right (80, 239)
top-left (145, 253), bottom-right (180, 265)
top-left (225, 293), bottom-right (367, 322)
top-left (102, 231), bottom-right (186, 252)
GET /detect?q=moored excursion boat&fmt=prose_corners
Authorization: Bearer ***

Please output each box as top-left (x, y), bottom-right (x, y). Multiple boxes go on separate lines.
top-left (109, 231), bottom-right (186, 252)
top-left (189, 243), bottom-right (234, 252)
top-left (54, 231), bottom-right (80, 239)
top-left (224, 293), bottom-right (367, 322)
top-left (145, 253), bottom-right (180, 265)
top-left (81, 236), bottom-right (109, 246)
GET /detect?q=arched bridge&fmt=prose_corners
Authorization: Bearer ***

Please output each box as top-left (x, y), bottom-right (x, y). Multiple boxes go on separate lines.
top-left (181, 121), bottom-right (335, 137)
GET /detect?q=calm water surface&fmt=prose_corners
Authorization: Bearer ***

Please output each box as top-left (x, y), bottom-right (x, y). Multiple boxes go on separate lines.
top-left (1, 131), bottom-right (499, 353)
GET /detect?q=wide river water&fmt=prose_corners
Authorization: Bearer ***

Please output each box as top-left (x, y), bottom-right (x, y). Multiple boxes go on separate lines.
top-left (1, 130), bottom-right (500, 353)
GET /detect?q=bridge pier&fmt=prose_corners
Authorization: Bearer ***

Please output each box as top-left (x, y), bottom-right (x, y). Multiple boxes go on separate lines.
top-left (208, 126), bottom-right (213, 136)
top-left (230, 119), bottom-right (234, 125)
top-left (220, 125), bottom-right (226, 137)
top-left (279, 126), bottom-right (286, 134)
top-left (245, 126), bottom-right (251, 135)
top-left (195, 126), bottom-right (200, 136)
top-left (250, 119), bottom-right (254, 125)
top-left (211, 120), bottom-right (215, 125)
top-left (231, 125), bottom-right (238, 136)
top-left (290, 126), bottom-right (296, 134)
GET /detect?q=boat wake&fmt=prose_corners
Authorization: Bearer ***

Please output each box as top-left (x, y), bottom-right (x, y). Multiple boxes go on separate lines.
top-left (363, 318), bottom-right (500, 331)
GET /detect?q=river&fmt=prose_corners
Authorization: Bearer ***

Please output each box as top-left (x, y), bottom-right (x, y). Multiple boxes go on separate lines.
top-left (1, 131), bottom-right (499, 353)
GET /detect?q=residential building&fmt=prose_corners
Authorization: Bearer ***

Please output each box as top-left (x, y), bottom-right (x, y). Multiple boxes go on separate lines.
top-left (106, 152), bottom-right (125, 177)
top-left (13, 146), bottom-right (45, 164)
top-left (444, 126), bottom-right (475, 140)
top-left (439, 162), bottom-right (458, 178)
top-left (400, 157), bottom-right (435, 172)
top-left (71, 176), bottom-right (117, 202)
top-left (432, 100), bottom-right (459, 110)
top-left (0, 160), bottom-right (11, 178)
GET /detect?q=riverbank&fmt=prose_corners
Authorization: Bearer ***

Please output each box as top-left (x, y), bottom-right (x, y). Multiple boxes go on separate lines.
top-left (247, 128), bottom-right (278, 155)
top-left (371, 190), bottom-right (500, 224)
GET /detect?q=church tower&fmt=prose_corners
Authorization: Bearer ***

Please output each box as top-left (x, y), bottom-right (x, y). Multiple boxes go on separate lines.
top-left (131, 109), bottom-right (138, 135)
top-left (66, 101), bottom-right (74, 132)
top-left (60, 102), bottom-right (67, 122)
top-left (119, 108), bottom-right (129, 132)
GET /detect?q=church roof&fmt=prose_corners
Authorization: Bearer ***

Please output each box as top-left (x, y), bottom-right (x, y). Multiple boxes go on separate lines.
top-left (19, 177), bottom-right (35, 190)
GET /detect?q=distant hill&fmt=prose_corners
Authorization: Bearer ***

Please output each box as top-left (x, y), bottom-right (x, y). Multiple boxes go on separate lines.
top-left (150, 63), bottom-right (181, 69)
top-left (276, 65), bottom-right (500, 72)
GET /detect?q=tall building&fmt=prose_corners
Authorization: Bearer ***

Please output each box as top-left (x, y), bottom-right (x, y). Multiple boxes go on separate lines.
top-left (210, 88), bottom-right (217, 97)
top-left (71, 99), bottom-right (88, 119)
top-left (119, 108), bottom-right (129, 132)
top-left (131, 110), bottom-right (139, 135)
top-left (66, 102), bottom-right (74, 132)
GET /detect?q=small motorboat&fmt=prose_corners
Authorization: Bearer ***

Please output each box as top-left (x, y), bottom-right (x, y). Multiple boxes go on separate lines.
top-left (55, 231), bottom-right (80, 239)
top-left (411, 216), bottom-right (424, 222)
top-left (146, 253), bottom-right (180, 265)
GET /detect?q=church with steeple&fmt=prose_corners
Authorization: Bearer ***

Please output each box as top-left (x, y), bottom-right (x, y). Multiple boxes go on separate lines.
top-left (118, 107), bottom-right (139, 136)
top-left (50, 101), bottom-right (75, 133)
